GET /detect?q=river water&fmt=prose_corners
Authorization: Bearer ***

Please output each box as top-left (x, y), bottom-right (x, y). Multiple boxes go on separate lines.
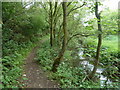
top-left (78, 51), bottom-right (113, 87)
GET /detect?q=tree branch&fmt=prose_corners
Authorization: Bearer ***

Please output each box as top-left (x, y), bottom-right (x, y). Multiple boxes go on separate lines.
top-left (23, 2), bottom-right (33, 8)
top-left (40, 3), bottom-right (49, 13)
top-left (67, 2), bottom-right (86, 16)
top-left (67, 2), bottom-right (72, 7)
top-left (53, 2), bottom-right (58, 17)
top-left (67, 33), bottom-right (93, 45)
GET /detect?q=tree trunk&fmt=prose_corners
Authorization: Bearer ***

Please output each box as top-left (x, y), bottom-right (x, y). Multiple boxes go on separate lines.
top-left (88, 0), bottom-right (102, 79)
top-left (52, 2), bottom-right (67, 72)
top-left (53, 2), bottom-right (58, 39)
top-left (49, 2), bottom-right (53, 47)
top-left (49, 2), bottom-right (59, 46)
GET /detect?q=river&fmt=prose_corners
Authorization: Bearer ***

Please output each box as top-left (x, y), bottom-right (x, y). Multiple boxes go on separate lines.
top-left (78, 51), bottom-right (113, 87)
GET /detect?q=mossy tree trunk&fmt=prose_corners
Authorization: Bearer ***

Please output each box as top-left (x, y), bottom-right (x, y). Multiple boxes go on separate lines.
top-left (52, 1), bottom-right (67, 72)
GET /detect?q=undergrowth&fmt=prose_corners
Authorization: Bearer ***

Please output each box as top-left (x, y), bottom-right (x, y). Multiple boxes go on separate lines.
top-left (36, 39), bottom-right (103, 88)
top-left (2, 31), bottom-right (39, 88)
top-left (36, 35), bottom-right (119, 88)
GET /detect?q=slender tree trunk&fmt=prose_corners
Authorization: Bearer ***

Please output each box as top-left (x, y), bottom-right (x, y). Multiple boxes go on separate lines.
top-left (49, 2), bottom-right (59, 46)
top-left (53, 2), bottom-right (58, 39)
top-left (88, 0), bottom-right (102, 79)
top-left (53, 22), bottom-right (57, 39)
top-left (50, 2), bottom-right (53, 47)
top-left (52, 2), bottom-right (67, 72)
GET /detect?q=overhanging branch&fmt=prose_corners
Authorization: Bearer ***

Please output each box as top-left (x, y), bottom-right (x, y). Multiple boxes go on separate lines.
top-left (67, 33), bottom-right (94, 45)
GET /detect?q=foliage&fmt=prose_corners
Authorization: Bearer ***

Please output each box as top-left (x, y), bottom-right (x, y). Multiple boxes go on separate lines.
top-left (2, 1), bottom-right (119, 89)
top-left (83, 35), bottom-right (119, 82)
top-left (2, 2), bottom-right (46, 39)
top-left (36, 40), bottom-right (103, 88)
top-left (36, 40), bottom-right (58, 71)
top-left (2, 2), bottom-right (45, 88)
top-left (2, 40), bottom-right (36, 88)
top-left (102, 10), bottom-right (118, 35)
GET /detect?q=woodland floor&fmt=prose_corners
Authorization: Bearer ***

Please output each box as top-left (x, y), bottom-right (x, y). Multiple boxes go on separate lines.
top-left (21, 41), bottom-right (59, 88)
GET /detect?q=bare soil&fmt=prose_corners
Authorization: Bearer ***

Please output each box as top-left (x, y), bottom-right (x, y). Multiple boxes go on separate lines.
top-left (22, 43), bottom-right (59, 88)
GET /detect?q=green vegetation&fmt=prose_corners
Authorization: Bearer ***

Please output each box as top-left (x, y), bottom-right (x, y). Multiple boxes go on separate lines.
top-left (85, 35), bottom-right (118, 52)
top-left (2, 41), bottom-right (36, 88)
top-left (36, 35), bottom-right (119, 88)
top-left (2, 2), bottom-right (46, 88)
top-left (1, 1), bottom-right (119, 89)
top-left (103, 35), bottom-right (118, 52)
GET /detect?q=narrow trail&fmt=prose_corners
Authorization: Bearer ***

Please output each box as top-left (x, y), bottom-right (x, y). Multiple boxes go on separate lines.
top-left (22, 41), bottom-right (59, 88)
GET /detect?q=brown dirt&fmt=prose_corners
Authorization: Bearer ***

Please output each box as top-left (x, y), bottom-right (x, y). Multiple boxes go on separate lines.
top-left (22, 43), bottom-right (59, 88)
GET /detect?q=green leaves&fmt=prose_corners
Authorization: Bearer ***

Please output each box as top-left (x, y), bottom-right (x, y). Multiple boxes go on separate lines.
top-left (2, 35), bottom-right (36, 88)
top-left (23, 77), bottom-right (28, 80)
top-left (102, 10), bottom-right (118, 35)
